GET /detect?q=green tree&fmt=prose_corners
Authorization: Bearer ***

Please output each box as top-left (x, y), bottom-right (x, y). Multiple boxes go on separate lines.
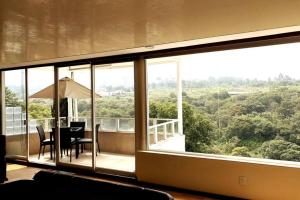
top-left (226, 115), bottom-right (256, 140)
top-left (184, 111), bottom-right (213, 152)
top-left (212, 91), bottom-right (230, 100)
top-left (231, 147), bottom-right (251, 157)
top-left (261, 139), bottom-right (300, 161)
top-left (29, 103), bottom-right (52, 119)
top-left (277, 100), bottom-right (295, 118)
top-left (226, 115), bottom-right (277, 141)
top-left (150, 101), bottom-right (214, 153)
top-left (5, 87), bottom-right (22, 106)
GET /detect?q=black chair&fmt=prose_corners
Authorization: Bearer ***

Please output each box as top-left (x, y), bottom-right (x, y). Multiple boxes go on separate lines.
top-left (70, 122), bottom-right (101, 156)
top-left (70, 121), bottom-right (85, 138)
top-left (95, 123), bottom-right (101, 154)
top-left (59, 127), bottom-right (75, 162)
top-left (77, 124), bottom-right (101, 155)
top-left (36, 125), bottom-right (54, 159)
top-left (70, 122), bottom-right (86, 158)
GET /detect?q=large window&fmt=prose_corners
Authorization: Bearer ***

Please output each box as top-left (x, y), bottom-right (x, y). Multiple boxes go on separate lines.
top-left (147, 42), bottom-right (300, 163)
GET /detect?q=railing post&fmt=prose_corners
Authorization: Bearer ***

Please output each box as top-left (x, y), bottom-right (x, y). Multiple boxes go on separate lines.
top-left (163, 124), bottom-right (167, 139)
top-left (44, 118), bottom-right (49, 132)
top-left (172, 121), bottom-right (175, 136)
top-left (154, 126), bottom-right (158, 144)
top-left (177, 121), bottom-right (181, 135)
top-left (84, 118), bottom-right (88, 130)
top-left (116, 118), bottom-right (120, 132)
top-left (153, 119), bottom-right (157, 126)
top-left (100, 118), bottom-right (103, 131)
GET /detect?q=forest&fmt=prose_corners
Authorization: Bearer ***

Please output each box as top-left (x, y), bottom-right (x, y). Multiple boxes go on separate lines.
top-left (149, 74), bottom-right (300, 162)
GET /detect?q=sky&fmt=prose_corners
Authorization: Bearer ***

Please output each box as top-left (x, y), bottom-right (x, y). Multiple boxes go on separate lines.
top-left (5, 41), bottom-right (300, 94)
top-left (4, 64), bottom-right (135, 95)
top-left (148, 42), bottom-right (300, 82)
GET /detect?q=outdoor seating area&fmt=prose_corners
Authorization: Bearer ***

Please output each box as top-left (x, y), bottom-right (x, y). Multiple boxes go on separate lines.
top-left (26, 120), bottom-right (136, 172)
top-left (36, 122), bottom-right (89, 161)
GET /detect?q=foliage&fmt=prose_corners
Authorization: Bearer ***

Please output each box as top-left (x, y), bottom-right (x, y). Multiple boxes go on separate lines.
top-left (28, 103), bottom-right (52, 119)
top-left (226, 115), bottom-right (277, 141)
top-left (5, 87), bottom-right (22, 107)
top-left (231, 147), bottom-right (251, 157)
top-left (95, 95), bottom-right (134, 118)
top-left (149, 101), bottom-right (214, 153)
top-left (149, 76), bottom-right (300, 162)
top-left (261, 139), bottom-right (300, 161)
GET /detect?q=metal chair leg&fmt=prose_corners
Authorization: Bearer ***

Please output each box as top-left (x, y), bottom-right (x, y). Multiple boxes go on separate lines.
top-left (97, 142), bottom-right (100, 153)
top-left (42, 146), bottom-right (45, 156)
top-left (38, 145), bottom-right (42, 159)
top-left (70, 147), bottom-right (72, 162)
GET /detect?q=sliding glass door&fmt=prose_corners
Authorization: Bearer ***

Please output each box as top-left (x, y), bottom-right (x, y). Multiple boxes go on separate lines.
top-left (1, 60), bottom-right (136, 176)
top-left (3, 69), bottom-right (27, 158)
top-left (57, 64), bottom-right (92, 168)
top-left (94, 62), bottom-right (135, 173)
top-left (28, 66), bottom-right (55, 164)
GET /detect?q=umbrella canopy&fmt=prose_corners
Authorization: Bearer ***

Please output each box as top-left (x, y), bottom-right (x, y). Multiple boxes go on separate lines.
top-left (29, 77), bottom-right (101, 99)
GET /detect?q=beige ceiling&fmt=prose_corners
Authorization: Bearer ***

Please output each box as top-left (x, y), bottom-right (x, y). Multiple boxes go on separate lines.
top-left (1, 0), bottom-right (300, 67)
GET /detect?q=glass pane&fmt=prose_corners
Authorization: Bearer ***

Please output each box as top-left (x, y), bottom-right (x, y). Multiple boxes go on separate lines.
top-left (147, 59), bottom-right (181, 152)
top-left (119, 118), bottom-right (135, 132)
top-left (4, 69), bottom-right (27, 157)
top-left (147, 42), bottom-right (300, 164)
top-left (58, 64), bottom-right (92, 167)
top-left (95, 62), bottom-right (135, 172)
top-left (28, 66), bottom-right (55, 164)
top-left (101, 118), bottom-right (117, 132)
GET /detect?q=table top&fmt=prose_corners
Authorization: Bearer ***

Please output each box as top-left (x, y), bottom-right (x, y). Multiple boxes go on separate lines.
top-left (51, 127), bottom-right (83, 131)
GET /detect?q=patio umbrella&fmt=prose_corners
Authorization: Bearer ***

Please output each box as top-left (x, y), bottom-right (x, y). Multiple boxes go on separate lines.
top-left (29, 77), bottom-right (101, 99)
top-left (29, 77), bottom-right (101, 125)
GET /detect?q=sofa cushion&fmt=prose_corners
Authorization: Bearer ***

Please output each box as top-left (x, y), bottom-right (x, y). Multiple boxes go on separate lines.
top-left (0, 170), bottom-right (173, 199)
top-left (33, 170), bottom-right (173, 200)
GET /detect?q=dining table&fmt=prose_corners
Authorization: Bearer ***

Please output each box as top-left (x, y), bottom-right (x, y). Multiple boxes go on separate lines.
top-left (49, 127), bottom-right (83, 160)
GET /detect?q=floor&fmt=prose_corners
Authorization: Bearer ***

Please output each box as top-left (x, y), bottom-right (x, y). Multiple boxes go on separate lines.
top-left (6, 164), bottom-right (223, 200)
top-left (29, 151), bottom-right (135, 172)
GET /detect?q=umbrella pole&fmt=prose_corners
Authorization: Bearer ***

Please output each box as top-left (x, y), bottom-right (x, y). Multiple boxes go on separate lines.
top-left (67, 98), bottom-right (73, 125)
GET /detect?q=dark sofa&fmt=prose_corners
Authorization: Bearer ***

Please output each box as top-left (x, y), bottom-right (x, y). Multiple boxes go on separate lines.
top-left (0, 170), bottom-right (173, 200)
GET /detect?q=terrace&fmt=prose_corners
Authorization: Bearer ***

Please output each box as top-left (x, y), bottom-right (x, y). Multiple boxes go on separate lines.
top-left (6, 116), bottom-right (183, 172)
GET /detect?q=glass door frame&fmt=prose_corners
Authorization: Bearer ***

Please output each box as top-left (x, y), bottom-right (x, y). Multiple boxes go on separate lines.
top-left (0, 68), bottom-right (28, 161)
top-left (92, 58), bottom-right (137, 177)
top-left (26, 66), bottom-right (56, 165)
top-left (54, 63), bottom-right (95, 170)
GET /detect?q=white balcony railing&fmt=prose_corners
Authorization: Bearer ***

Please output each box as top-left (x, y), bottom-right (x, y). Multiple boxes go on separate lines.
top-left (5, 116), bottom-right (180, 140)
top-left (5, 117), bottom-right (136, 135)
top-left (148, 118), bottom-right (180, 144)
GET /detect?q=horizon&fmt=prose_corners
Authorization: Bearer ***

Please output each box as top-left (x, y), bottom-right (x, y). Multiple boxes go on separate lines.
top-left (5, 41), bottom-right (300, 93)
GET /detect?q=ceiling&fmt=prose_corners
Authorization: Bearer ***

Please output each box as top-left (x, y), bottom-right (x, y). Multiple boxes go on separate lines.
top-left (1, 0), bottom-right (300, 67)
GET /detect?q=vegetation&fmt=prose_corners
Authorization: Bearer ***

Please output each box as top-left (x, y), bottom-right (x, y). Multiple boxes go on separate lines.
top-left (149, 75), bottom-right (300, 162)
top-left (6, 73), bottom-right (300, 162)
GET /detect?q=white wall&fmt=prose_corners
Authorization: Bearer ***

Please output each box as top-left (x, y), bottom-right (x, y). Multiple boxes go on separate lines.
top-left (137, 151), bottom-right (300, 199)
